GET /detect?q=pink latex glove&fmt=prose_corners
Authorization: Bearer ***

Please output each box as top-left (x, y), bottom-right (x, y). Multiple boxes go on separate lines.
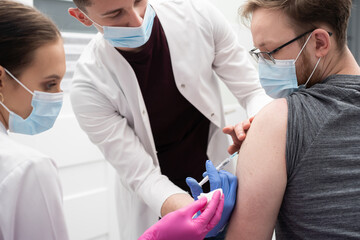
top-left (139, 190), bottom-right (224, 240)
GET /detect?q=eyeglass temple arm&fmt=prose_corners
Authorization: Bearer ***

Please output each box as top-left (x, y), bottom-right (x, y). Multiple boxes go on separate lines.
top-left (269, 29), bottom-right (315, 55)
top-left (269, 29), bottom-right (332, 55)
top-left (249, 30), bottom-right (332, 56)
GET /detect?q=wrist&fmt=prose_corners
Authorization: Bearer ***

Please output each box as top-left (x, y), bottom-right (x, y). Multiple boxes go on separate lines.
top-left (160, 193), bottom-right (193, 217)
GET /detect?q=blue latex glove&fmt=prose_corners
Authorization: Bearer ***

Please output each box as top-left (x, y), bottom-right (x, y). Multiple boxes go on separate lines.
top-left (186, 160), bottom-right (238, 237)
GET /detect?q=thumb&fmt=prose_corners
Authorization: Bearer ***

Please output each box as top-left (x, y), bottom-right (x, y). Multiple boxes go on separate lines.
top-left (186, 177), bottom-right (203, 198)
top-left (194, 190), bottom-right (222, 225)
top-left (183, 197), bottom-right (208, 218)
top-left (206, 160), bottom-right (221, 190)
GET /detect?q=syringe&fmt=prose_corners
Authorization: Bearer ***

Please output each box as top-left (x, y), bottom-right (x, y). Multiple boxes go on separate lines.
top-left (199, 152), bottom-right (239, 187)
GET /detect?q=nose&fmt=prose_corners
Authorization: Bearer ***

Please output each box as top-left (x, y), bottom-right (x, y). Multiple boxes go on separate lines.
top-left (127, 8), bottom-right (143, 27)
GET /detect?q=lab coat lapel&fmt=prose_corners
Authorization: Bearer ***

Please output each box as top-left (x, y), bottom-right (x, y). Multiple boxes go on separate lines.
top-left (103, 41), bottom-right (158, 161)
top-left (154, 3), bottom-right (222, 128)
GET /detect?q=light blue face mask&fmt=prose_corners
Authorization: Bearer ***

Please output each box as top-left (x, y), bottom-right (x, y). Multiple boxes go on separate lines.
top-left (82, 4), bottom-right (156, 48)
top-left (259, 33), bottom-right (321, 98)
top-left (0, 69), bottom-right (63, 135)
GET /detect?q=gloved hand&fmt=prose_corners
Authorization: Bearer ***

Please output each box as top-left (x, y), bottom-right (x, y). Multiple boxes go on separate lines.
top-left (138, 190), bottom-right (224, 240)
top-left (186, 160), bottom-right (238, 237)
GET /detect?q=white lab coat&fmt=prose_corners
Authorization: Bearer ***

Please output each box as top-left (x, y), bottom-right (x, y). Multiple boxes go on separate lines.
top-left (0, 123), bottom-right (69, 240)
top-left (70, 0), bottom-right (272, 238)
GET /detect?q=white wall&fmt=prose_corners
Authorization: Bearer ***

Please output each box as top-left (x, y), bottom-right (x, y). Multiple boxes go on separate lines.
top-left (16, 0), bottom-right (33, 6)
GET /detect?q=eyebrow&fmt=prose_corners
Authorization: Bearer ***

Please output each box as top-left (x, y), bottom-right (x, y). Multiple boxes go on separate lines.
top-left (101, 8), bottom-right (123, 16)
top-left (255, 43), bottom-right (270, 52)
top-left (44, 75), bottom-right (62, 80)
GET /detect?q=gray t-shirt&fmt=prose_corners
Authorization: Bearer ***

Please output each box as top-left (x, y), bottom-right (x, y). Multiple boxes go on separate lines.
top-left (276, 75), bottom-right (360, 239)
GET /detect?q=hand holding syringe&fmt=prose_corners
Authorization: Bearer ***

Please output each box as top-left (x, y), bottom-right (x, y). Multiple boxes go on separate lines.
top-left (186, 155), bottom-right (238, 237)
top-left (199, 152), bottom-right (239, 187)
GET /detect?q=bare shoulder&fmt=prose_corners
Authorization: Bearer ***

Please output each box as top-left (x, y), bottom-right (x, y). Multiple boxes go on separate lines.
top-left (253, 98), bottom-right (288, 130)
top-left (239, 97), bottom-right (288, 174)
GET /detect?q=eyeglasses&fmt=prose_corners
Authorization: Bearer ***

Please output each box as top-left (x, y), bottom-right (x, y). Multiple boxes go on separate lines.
top-left (249, 29), bottom-right (333, 64)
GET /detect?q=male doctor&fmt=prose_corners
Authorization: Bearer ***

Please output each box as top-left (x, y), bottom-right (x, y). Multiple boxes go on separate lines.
top-left (68, 0), bottom-right (272, 238)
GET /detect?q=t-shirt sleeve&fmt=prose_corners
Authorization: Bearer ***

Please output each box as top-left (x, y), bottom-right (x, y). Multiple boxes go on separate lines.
top-left (285, 92), bottom-right (328, 181)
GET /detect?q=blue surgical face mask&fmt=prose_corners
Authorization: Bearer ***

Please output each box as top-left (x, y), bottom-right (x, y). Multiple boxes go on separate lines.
top-left (259, 33), bottom-right (321, 98)
top-left (0, 69), bottom-right (63, 135)
top-left (82, 4), bottom-right (156, 48)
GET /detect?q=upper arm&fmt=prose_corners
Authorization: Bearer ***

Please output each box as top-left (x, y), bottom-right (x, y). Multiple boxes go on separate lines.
top-left (70, 78), bottom-right (159, 190)
top-left (226, 99), bottom-right (288, 240)
top-left (70, 68), bottom-right (187, 217)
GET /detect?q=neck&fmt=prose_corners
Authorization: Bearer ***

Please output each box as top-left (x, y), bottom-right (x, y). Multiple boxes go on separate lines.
top-left (0, 109), bottom-right (8, 131)
top-left (320, 47), bottom-right (360, 80)
top-left (116, 45), bottom-right (144, 53)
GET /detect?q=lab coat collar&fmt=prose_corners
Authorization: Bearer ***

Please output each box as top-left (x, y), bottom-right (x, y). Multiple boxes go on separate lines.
top-left (0, 121), bottom-right (7, 135)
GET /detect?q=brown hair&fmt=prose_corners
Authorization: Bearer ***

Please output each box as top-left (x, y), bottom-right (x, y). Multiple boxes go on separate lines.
top-left (0, 0), bottom-right (61, 77)
top-left (240, 0), bottom-right (352, 50)
top-left (73, 0), bottom-right (92, 12)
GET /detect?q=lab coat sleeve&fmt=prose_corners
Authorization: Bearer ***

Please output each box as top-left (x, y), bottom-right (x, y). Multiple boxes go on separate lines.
top-left (0, 157), bottom-right (69, 240)
top-left (70, 78), bottom-right (187, 217)
top-left (204, 1), bottom-right (273, 117)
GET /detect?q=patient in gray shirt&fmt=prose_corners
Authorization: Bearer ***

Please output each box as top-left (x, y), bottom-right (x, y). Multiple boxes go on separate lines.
top-left (225, 0), bottom-right (360, 239)
top-left (278, 75), bottom-right (360, 239)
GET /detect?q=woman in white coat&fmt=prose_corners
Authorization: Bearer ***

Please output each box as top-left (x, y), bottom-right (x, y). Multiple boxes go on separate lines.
top-left (68, 0), bottom-right (272, 238)
top-left (0, 1), bottom-right (69, 239)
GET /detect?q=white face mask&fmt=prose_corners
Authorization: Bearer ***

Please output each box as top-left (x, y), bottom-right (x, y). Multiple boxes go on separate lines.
top-left (0, 69), bottom-right (63, 135)
top-left (81, 4), bottom-right (156, 48)
top-left (259, 33), bottom-right (322, 98)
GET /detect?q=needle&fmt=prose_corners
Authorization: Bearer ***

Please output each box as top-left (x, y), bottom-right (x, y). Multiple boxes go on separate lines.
top-left (199, 152), bottom-right (238, 187)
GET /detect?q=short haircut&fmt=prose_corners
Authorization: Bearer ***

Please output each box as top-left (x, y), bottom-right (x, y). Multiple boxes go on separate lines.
top-left (240, 0), bottom-right (352, 50)
top-left (73, 0), bottom-right (92, 12)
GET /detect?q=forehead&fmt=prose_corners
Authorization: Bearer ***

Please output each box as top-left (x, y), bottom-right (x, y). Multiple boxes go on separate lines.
top-left (28, 39), bottom-right (66, 77)
top-left (251, 8), bottom-right (297, 48)
top-left (87, 0), bottom-right (136, 13)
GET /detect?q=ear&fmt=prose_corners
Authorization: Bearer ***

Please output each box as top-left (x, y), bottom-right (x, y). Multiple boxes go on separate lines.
top-left (68, 8), bottom-right (94, 27)
top-left (313, 29), bottom-right (331, 58)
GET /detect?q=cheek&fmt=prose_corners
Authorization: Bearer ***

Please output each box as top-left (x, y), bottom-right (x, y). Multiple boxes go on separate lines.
top-left (295, 54), bottom-right (313, 84)
top-left (7, 87), bottom-right (34, 119)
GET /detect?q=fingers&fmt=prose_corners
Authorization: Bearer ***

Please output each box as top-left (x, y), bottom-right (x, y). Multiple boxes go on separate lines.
top-left (234, 122), bottom-right (247, 142)
top-left (219, 170), bottom-right (230, 196)
top-left (195, 190), bottom-right (222, 225)
top-left (224, 117), bottom-right (255, 146)
top-left (207, 192), bottom-right (224, 229)
top-left (185, 197), bottom-right (208, 218)
top-left (219, 170), bottom-right (238, 200)
top-left (223, 126), bottom-right (242, 146)
top-left (243, 118), bottom-right (252, 130)
top-left (186, 177), bottom-right (203, 198)
top-left (227, 145), bottom-right (239, 155)
top-left (206, 160), bottom-right (221, 190)
top-left (222, 125), bottom-right (234, 134)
